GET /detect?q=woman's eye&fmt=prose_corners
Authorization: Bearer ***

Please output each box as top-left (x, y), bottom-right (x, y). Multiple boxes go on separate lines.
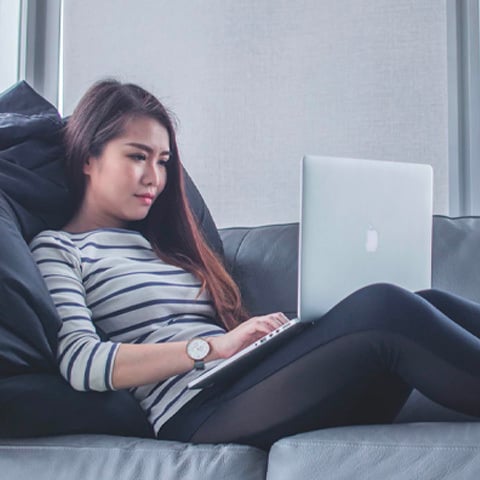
top-left (158, 159), bottom-right (169, 166)
top-left (129, 153), bottom-right (146, 161)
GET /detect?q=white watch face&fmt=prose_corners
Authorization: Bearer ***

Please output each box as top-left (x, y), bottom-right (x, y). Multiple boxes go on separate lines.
top-left (187, 338), bottom-right (210, 360)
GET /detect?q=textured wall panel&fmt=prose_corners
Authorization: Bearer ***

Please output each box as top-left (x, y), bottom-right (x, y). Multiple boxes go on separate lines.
top-left (62, 0), bottom-right (448, 227)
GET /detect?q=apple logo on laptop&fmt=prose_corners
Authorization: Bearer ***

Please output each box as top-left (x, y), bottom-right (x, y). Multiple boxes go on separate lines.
top-left (365, 225), bottom-right (379, 252)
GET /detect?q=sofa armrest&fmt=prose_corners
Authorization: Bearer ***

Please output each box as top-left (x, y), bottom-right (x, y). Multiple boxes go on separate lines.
top-left (219, 223), bottom-right (299, 318)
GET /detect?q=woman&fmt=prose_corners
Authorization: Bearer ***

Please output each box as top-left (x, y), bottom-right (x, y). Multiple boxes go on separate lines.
top-left (30, 79), bottom-right (480, 449)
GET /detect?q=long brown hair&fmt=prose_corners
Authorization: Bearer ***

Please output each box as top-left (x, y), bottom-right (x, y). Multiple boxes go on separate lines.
top-left (64, 79), bottom-right (248, 330)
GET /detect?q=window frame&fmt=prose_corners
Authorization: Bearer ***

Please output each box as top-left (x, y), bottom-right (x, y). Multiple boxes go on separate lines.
top-left (18, 0), bottom-right (62, 108)
top-left (447, 0), bottom-right (480, 216)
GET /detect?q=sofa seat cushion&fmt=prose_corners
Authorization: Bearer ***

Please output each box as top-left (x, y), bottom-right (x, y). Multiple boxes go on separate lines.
top-left (0, 434), bottom-right (267, 480)
top-left (267, 423), bottom-right (480, 480)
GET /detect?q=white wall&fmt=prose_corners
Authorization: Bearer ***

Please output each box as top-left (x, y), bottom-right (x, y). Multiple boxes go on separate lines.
top-left (62, 0), bottom-right (448, 228)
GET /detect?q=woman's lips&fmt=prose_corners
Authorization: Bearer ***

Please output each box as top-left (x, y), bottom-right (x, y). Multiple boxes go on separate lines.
top-left (135, 195), bottom-right (154, 206)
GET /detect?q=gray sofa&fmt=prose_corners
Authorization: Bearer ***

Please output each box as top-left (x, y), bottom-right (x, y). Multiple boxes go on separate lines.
top-left (3, 215), bottom-right (480, 479)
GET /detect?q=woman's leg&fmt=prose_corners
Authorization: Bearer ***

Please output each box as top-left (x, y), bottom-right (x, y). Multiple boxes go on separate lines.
top-left (416, 288), bottom-right (480, 336)
top-left (159, 283), bottom-right (480, 449)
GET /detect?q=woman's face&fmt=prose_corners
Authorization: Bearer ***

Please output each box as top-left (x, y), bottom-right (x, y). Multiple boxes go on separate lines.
top-left (82, 115), bottom-right (170, 229)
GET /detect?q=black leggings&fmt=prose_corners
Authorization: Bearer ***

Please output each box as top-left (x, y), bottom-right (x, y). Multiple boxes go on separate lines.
top-left (158, 283), bottom-right (480, 449)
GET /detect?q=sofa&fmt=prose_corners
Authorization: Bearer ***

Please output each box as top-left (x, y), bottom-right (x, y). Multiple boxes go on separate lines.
top-left (2, 81), bottom-right (480, 479)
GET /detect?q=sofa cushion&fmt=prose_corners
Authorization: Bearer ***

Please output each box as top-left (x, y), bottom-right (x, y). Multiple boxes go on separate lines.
top-left (431, 215), bottom-right (480, 303)
top-left (219, 223), bottom-right (299, 317)
top-left (0, 434), bottom-right (267, 480)
top-left (267, 423), bottom-right (480, 480)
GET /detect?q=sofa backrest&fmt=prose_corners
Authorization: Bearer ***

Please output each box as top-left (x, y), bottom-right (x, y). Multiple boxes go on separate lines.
top-left (431, 215), bottom-right (480, 303)
top-left (219, 216), bottom-right (480, 318)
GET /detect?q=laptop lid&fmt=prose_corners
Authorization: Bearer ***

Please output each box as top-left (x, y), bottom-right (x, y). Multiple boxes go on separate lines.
top-left (298, 155), bottom-right (433, 322)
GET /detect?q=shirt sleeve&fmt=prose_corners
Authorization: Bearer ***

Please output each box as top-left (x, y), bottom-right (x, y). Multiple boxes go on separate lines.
top-left (29, 231), bottom-right (120, 392)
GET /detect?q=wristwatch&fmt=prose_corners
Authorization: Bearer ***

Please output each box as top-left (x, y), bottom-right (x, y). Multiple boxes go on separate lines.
top-left (186, 337), bottom-right (211, 370)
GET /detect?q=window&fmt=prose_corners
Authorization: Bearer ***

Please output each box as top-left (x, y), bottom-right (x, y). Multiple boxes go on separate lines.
top-left (448, 0), bottom-right (480, 216)
top-left (0, 0), bottom-right (62, 107)
top-left (0, 0), bottom-right (22, 93)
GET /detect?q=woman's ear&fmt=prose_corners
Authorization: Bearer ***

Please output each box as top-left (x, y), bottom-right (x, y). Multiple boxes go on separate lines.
top-left (82, 158), bottom-right (92, 175)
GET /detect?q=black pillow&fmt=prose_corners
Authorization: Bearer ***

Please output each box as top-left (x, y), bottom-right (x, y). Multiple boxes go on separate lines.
top-left (0, 193), bottom-right (58, 376)
top-left (0, 80), bottom-right (222, 438)
top-left (0, 374), bottom-right (154, 438)
top-left (0, 81), bottom-right (223, 252)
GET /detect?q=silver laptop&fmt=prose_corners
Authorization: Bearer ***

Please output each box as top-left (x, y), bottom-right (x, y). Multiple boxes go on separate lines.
top-left (188, 155), bottom-right (433, 389)
top-left (299, 155), bottom-right (433, 321)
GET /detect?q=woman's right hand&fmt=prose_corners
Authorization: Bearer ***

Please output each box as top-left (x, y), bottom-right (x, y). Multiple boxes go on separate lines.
top-left (208, 312), bottom-right (290, 360)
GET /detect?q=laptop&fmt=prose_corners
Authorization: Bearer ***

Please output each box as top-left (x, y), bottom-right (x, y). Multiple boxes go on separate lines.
top-left (187, 155), bottom-right (433, 389)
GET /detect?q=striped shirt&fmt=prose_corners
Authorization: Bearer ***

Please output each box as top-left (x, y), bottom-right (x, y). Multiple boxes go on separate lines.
top-left (29, 227), bottom-right (226, 434)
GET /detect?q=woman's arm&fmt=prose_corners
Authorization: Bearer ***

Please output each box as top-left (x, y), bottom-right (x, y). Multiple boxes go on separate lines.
top-left (112, 311), bottom-right (289, 389)
top-left (111, 341), bottom-right (216, 389)
top-left (30, 232), bottom-right (289, 391)
top-left (31, 233), bottom-right (121, 391)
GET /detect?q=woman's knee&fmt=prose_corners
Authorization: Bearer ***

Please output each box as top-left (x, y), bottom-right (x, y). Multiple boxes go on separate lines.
top-left (352, 282), bottom-right (412, 305)
top-left (415, 288), bottom-right (447, 302)
top-left (318, 282), bottom-right (425, 336)
top-left (338, 283), bottom-right (419, 322)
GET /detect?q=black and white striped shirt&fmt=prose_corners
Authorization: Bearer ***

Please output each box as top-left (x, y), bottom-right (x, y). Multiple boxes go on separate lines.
top-left (29, 227), bottom-right (226, 434)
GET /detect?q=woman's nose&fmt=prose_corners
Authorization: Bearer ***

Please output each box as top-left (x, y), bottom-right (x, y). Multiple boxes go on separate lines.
top-left (143, 163), bottom-right (162, 186)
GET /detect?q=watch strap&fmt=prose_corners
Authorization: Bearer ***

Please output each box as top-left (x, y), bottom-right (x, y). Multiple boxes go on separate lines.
top-left (193, 359), bottom-right (205, 370)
